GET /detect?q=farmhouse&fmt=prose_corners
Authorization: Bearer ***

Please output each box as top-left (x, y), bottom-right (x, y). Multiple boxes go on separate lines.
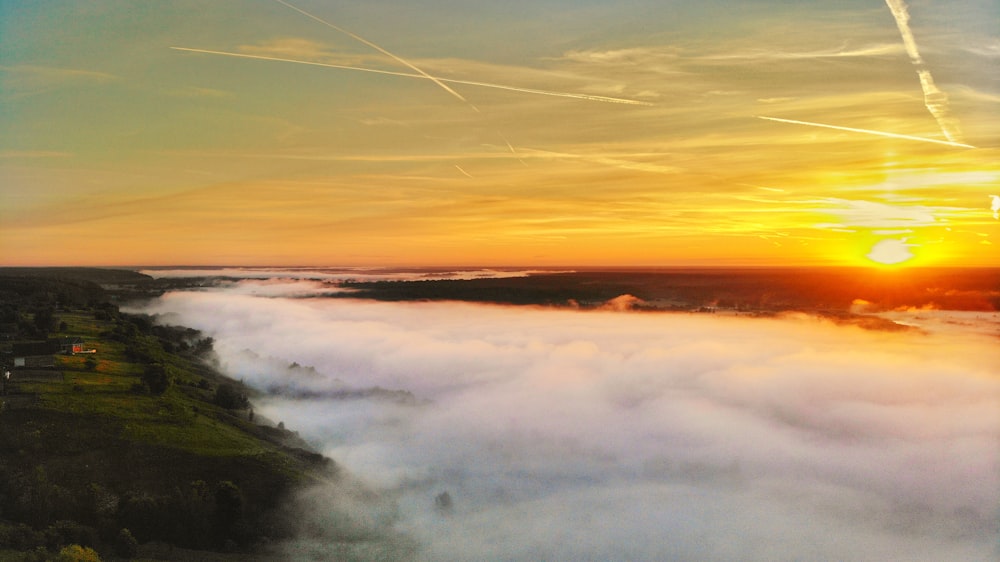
top-left (54, 336), bottom-right (85, 354)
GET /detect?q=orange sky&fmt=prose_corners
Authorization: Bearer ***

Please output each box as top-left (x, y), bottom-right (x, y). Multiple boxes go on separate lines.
top-left (2, 0), bottom-right (998, 267)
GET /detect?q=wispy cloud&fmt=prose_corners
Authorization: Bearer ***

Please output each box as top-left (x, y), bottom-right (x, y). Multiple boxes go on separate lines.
top-left (0, 150), bottom-right (72, 159)
top-left (0, 64), bottom-right (115, 81)
top-left (515, 147), bottom-right (679, 174)
top-left (239, 37), bottom-right (340, 61)
top-left (811, 197), bottom-right (958, 229)
top-left (700, 42), bottom-right (904, 61)
top-left (166, 86), bottom-right (231, 99)
top-left (0, 64), bottom-right (116, 98)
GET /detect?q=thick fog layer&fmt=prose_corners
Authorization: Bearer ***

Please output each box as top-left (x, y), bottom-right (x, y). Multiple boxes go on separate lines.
top-left (141, 284), bottom-right (999, 561)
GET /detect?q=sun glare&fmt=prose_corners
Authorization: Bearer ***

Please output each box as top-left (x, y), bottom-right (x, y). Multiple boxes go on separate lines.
top-left (866, 239), bottom-right (914, 266)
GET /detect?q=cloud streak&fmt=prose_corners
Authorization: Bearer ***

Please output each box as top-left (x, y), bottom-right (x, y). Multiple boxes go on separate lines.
top-left (169, 47), bottom-right (653, 106)
top-left (883, 0), bottom-right (966, 144)
top-left (757, 115), bottom-right (976, 149)
top-left (139, 283), bottom-right (1000, 561)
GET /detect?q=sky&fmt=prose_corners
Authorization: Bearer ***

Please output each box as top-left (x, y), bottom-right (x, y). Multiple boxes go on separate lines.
top-left (137, 279), bottom-right (1000, 560)
top-left (2, 0), bottom-right (998, 267)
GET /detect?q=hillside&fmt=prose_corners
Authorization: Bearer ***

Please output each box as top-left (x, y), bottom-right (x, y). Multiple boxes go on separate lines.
top-left (0, 272), bottom-right (344, 561)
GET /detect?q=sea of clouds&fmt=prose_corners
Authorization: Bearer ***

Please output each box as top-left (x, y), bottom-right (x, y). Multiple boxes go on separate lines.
top-left (138, 279), bottom-right (1000, 561)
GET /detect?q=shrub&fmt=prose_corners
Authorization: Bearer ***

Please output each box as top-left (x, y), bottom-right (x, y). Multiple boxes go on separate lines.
top-left (56, 544), bottom-right (102, 562)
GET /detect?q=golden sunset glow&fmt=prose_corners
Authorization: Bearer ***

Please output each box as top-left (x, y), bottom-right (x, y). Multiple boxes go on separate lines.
top-left (1, 0), bottom-right (997, 267)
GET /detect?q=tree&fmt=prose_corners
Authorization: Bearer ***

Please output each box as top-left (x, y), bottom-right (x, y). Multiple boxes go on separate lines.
top-left (142, 364), bottom-right (171, 395)
top-left (194, 337), bottom-right (214, 356)
top-left (213, 383), bottom-right (248, 410)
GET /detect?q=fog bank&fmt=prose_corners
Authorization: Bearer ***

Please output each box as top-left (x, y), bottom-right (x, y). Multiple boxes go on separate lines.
top-left (140, 287), bottom-right (1000, 561)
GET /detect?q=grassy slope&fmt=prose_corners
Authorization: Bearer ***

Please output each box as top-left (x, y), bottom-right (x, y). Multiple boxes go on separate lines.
top-left (0, 308), bottom-right (335, 560)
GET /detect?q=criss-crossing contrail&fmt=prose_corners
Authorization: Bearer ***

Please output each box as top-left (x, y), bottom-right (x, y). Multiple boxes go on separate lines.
top-left (271, 0), bottom-right (475, 109)
top-left (170, 47), bottom-right (653, 106)
top-left (883, 0), bottom-right (965, 144)
top-left (757, 115), bottom-right (976, 149)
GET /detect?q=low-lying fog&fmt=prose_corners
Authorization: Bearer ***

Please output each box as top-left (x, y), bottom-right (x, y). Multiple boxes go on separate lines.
top-left (139, 280), bottom-right (999, 561)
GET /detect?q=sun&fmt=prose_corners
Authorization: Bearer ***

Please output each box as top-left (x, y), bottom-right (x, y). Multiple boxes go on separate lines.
top-left (866, 239), bottom-right (914, 266)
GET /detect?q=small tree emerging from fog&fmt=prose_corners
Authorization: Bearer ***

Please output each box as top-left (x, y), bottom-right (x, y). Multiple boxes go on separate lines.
top-left (434, 491), bottom-right (453, 514)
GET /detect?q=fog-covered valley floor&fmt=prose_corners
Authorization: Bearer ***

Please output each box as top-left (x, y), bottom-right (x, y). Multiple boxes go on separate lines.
top-left (138, 277), bottom-right (999, 561)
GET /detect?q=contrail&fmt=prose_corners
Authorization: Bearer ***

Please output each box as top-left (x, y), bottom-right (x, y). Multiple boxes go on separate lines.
top-left (169, 47), bottom-right (653, 106)
top-left (271, 0), bottom-right (476, 111)
top-left (757, 115), bottom-right (976, 149)
top-left (990, 195), bottom-right (999, 220)
top-left (883, 0), bottom-right (965, 144)
top-left (496, 130), bottom-right (528, 166)
top-left (454, 165), bottom-right (474, 178)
